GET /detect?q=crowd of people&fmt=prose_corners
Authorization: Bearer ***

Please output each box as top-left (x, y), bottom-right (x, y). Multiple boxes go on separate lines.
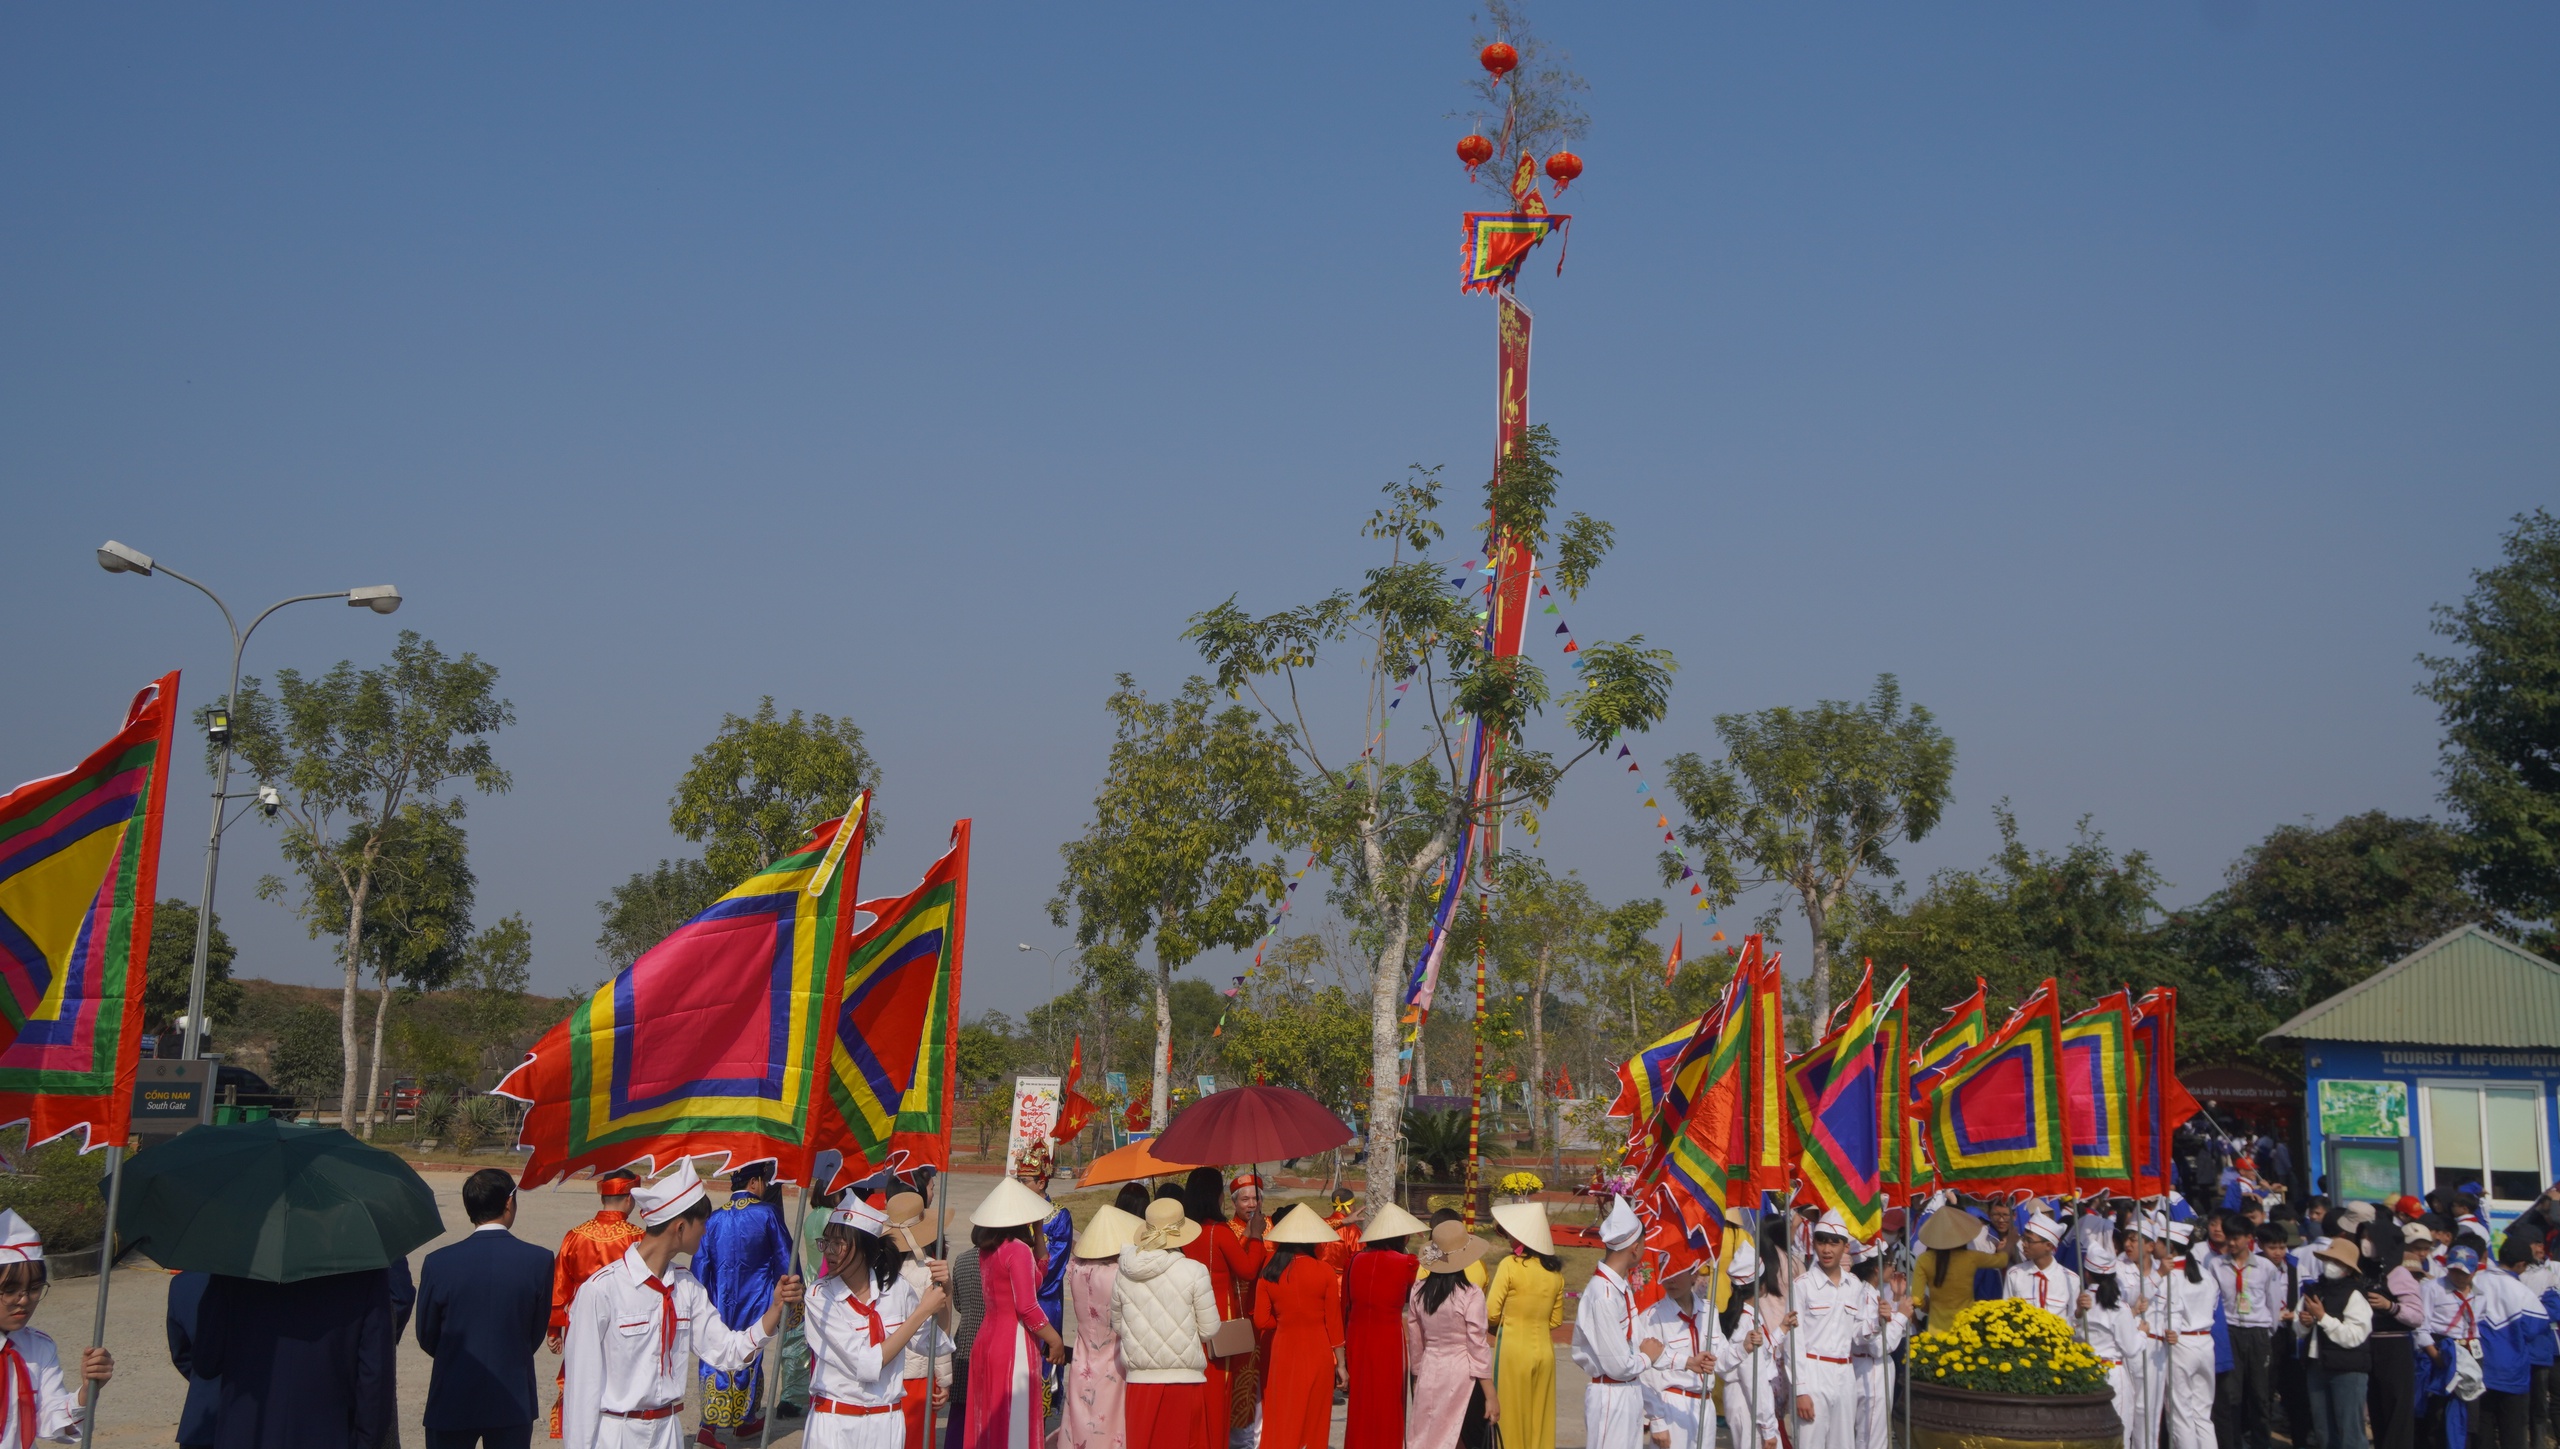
top-left (122, 1150), bottom-right (2560, 1449)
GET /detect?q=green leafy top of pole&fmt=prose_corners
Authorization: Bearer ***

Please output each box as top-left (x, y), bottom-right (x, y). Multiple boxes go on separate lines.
top-left (1456, 1), bottom-right (1589, 206)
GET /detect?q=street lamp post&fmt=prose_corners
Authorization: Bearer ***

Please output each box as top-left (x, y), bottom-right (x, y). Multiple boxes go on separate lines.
top-left (96, 541), bottom-right (401, 1061)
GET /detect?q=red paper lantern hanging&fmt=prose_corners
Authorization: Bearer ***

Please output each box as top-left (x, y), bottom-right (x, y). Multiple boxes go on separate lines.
top-left (1479, 42), bottom-right (1518, 81)
top-left (1544, 150), bottom-right (1583, 192)
top-left (1456, 133), bottom-right (1494, 180)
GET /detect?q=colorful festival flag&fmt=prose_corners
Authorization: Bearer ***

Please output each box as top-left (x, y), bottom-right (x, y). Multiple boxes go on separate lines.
top-left (1745, 943), bottom-right (1793, 1197)
top-left (2059, 992), bottom-right (2136, 1188)
top-left (1912, 978), bottom-right (1989, 1100)
top-left (2128, 987), bottom-right (2203, 1198)
top-left (1922, 979), bottom-right (2074, 1200)
top-left (1606, 1011), bottom-right (1711, 1124)
top-left (1787, 966), bottom-right (1884, 1240)
top-left (1052, 1034), bottom-right (1097, 1144)
top-left (1871, 971), bottom-right (1919, 1206)
top-left (500, 794), bottom-right (869, 1187)
top-left (809, 820), bottom-right (970, 1189)
top-left (1660, 929), bottom-right (1683, 988)
top-left (0, 674), bottom-right (179, 1150)
top-left (1656, 956), bottom-right (1753, 1250)
top-left (1461, 212), bottom-right (1569, 295)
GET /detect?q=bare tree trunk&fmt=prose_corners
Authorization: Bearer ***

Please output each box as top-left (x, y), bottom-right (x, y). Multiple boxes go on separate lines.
top-left (1149, 969), bottom-right (1172, 1133)
top-left (1529, 943), bottom-right (1549, 1151)
top-left (1364, 919), bottom-right (1409, 1213)
top-left (339, 878), bottom-right (370, 1132)
top-left (362, 962), bottom-right (395, 1139)
top-left (1803, 884), bottom-right (1832, 1042)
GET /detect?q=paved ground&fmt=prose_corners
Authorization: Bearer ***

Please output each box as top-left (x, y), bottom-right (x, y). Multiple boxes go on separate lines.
top-left (39, 1167), bottom-right (1595, 1448)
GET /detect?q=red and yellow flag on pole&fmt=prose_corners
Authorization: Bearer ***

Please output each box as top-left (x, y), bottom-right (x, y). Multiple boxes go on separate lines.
top-left (808, 820), bottom-right (970, 1190)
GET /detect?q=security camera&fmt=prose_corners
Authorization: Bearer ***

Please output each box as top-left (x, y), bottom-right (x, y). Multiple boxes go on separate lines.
top-left (257, 786), bottom-right (281, 818)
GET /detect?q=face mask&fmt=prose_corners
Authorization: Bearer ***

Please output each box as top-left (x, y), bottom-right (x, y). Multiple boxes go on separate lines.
top-left (2322, 1261), bottom-right (2349, 1281)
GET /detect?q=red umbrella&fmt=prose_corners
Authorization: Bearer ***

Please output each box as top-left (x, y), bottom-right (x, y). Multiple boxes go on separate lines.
top-left (1153, 1085), bottom-right (1353, 1166)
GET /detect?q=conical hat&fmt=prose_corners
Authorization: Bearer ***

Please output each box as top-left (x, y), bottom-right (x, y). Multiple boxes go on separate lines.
top-left (1919, 1203), bottom-right (1983, 1252)
top-left (1266, 1203), bottom-right (1339, 1245)
top-left (1490, 1201), bottom-right (1555, 1256)
top-left (1075, 1204), bottom-right (1144, 1260)
top-left (971, 1176), bottom-right (1055, 1229)
top-left (1362, 1204), bottom-right (1429, 1243)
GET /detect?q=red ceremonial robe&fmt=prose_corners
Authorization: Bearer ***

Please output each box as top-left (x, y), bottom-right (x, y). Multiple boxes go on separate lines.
top-left (1343, 1249), bottom-right (1417, 1449)
top-left (1251, 1255), bottom-right (1344, 1449)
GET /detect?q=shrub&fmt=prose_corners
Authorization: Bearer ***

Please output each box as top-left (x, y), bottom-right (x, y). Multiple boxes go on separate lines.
top-left (0, 1131), bottom-right (105, 1256)
top-left (1405, 1109), bottom-right (1471, 1181)
top-left (1912, 1299), bottom-right (2111, 1396)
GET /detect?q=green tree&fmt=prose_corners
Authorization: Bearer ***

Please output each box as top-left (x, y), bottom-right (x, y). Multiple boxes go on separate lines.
top-left (595, 858), bottom-right (726, 969)
top-left (1051, 676), bottom-right (1298, 1131)
top-left (2161, 811), bottom-right (2494, 1064)
top-left (269, 1003), bottom-right (346, 1100)
top-left (2422, 509), bottom-right (2560, 939)
top-left (1662, 674), bottom-right (1954, 1033)
top-left (455, 912), bottom-right (535, 1081)
top-left (956, 1012), bottom-right (1021, 1089)
top-left (143, 899), bottom-right (240, 1034)
top-left (230, 631), bottom-right (512, 1130)
top-left (1188, 427), bottom-right (1673, 1207)
top-left (1845, 806), bottom-right (2172, 1026)
top-left (283, 804), bottom-right (476, 1134)
top-left (672, 699), bottom-right (880, 889)
top-left (1218, 938), bottom-right (1370, 1114)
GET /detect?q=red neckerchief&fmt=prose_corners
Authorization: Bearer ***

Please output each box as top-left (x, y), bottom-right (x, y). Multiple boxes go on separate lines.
top-left (641, 1273), bottom-right (678, 1377)
top-left (2, 1338), bottom-right (36, 1449)
top-left (846, 1287), bottom-right (886, 1346)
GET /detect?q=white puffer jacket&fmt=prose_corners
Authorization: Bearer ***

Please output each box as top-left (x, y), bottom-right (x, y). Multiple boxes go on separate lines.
top-left (1111, 1244), bottom-right (1219, 1383)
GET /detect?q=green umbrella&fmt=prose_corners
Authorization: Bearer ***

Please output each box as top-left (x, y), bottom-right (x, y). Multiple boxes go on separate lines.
top-left (112, 1120), bottom-right (445, 1281)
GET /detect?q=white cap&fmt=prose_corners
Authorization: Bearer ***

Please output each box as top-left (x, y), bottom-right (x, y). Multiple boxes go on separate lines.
top-left (1811, 1209), bottom-right (1851, 1242)
top-left (1599, 1195), bottom-right (1644, 1251)
top-left (2167, 1220), bottom-right (2196, 1247)
top-left (2076, 1212), bottom-right (2119, 1271)
top-left (1853, 1239), bottom-right (1883, 1264)
top-left (829, 1196), bottom-right (888, 1237)
top-left (2023, 1212), bottom-right (2065, 1245)
top-left (0, 1211), bottom-right (40, 1265)
top-left (633, 1161), bottom-right (709, 1226)
top-left (1729, 1238), bottom-right (1761, 1284)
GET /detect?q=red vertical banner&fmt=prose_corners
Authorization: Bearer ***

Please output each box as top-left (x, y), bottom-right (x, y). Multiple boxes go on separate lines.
top-left (1488, 292), bottom-right (1536, 663)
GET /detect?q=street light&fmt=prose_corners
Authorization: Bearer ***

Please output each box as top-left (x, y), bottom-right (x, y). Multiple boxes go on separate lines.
top-left (96, 540), bottom-right (402, 1060)
top-left (1018, 943), bottom-right (1083, 1071)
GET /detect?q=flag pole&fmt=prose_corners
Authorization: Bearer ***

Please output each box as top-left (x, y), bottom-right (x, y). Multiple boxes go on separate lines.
top-left (756, 1175), bottom-right (801, 1449)
top-left (78, 1140), bottom-right (125, 1449)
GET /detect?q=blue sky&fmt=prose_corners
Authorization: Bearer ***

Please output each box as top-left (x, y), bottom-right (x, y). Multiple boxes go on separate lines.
top-left (5, 4), bottom-right (2552, 1018)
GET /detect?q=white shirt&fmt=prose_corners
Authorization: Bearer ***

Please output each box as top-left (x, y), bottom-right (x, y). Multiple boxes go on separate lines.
top-left (805, 1271), bottom-right (954, 1408)
top-left (1788, 1267), bottom-right (1878, 1379)
top-left (0, 1329), bottom-right (82, 1445)
top-left (561, 1246), bottom-right (770, 1449)
top-left (2081, 1269), bottom-right (2142, 1365)
top-left (896, 1259), bottom-right (959, 1385)
top-left (2005, 1261), bottom-right (2082, 1326)
top-left (1571, 1265), bottom-right (1650, 1386)
top-left (2209, 1253), bottom-right (2282, 1329)
top-left (1639, 1290), bottom-right (1734, 1429)
top-left (2165, 1259), bottom-right (2223, 1337)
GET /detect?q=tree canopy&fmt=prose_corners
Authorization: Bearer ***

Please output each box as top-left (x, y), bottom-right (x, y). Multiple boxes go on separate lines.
top-left (672, 698), bottom-right (880, 889)
top-left (2423, 508), bottom-right (2560, 939)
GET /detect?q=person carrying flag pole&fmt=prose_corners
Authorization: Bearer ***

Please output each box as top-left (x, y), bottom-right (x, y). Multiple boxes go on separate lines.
top-left (1575, 1198), bottom-right (1664, 1449)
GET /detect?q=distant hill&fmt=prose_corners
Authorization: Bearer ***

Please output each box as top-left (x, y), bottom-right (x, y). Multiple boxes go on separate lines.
top-left (211, 975), bottom-right (568, 1096)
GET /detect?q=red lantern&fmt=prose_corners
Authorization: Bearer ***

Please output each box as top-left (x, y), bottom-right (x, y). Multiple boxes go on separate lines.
top-left (1456, 133), bottom-right (1494, 180)
top-left (1480, 42), bottom-right (1518, 81)
top-left (1544, 150), bottom-right (1583, 192)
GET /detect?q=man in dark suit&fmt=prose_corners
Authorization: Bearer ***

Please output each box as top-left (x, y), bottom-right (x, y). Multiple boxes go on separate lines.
top-left (415, 1168), bottom-right (555, 1449)
top-left (165, 1269), bottom-right (220, 1447)
top-left (195, 1266), bottom-right (400, 1449)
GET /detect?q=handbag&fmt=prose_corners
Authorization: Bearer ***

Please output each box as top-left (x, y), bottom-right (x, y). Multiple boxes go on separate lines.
top-left (1207, 1317), bottom-right (1256, 1359)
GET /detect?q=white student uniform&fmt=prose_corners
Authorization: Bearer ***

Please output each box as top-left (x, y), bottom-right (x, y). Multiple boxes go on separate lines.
top-left (1719, 1247), bottom-right (1784, 1449)
top-left (0, 1209), bottom-right (86, 1445)
top-left (2081, 1266), bottom-right (2144, 1449)
top-left (1639, 1279), bottom-right (1735, 1448)
top-left (1788, 1216), bottom-right (1880, 1449)
top-left (562, 1163), bottom-right (775, 1449)
top-left (804, 1268), bottom-right (954, 1448)
top-left (2127, 1223), bottom-right (2173, 1449)
top-left (1850, 1265), bottom-right (1907, 1449)
top-left (2161, 1236), bottom-right (2222, 1449)
top-left (2004, 1215), bottom-right (2083, 1330)
top-left (1572, 1199), bottom-right (1654, 1449)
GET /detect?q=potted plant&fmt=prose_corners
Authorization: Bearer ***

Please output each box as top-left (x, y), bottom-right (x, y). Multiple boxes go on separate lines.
top-left (1402, 1109), bottom-right (1480, 1216)
top-left (1907, 1300), bottom-right (2121, 1449)
top-left (1495, 1170), bottom-right (1544, 1205)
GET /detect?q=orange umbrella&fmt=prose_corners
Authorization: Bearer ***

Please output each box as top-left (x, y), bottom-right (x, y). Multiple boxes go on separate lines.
top-left (1077, 1136), bottom-right (1204, 1188)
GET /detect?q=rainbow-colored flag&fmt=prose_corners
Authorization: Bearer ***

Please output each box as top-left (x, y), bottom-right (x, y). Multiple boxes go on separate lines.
top-left (2128, 987), bottom-right (2202, 1198)
top-left (1871, 971), bottom-right (1919, 1206)
top-left (1923, 979), bottom-right (2074, 1200)
top-left (0, 674), bottom-right (179, 1150)
top-left (500, 794), bottom-right (868, 1186)
top-left (2060, 991), bottom-right (2136, 1188)
top-left (810, 820), bottom-right (969, 1190)
top-left (1607, 1010), bottom-right (1713, 1125)
top-left (1461, 212), bottom-right (1568, 294)
top-left (1656, 958), bottom-right (1753, 1250)
top-left (1912, 978), bottom-right (1988, 1099)
top-left (1744, 943), bottom-right (1793, 1196)
top-left (1787, 966), bottom-right (1883, 1240)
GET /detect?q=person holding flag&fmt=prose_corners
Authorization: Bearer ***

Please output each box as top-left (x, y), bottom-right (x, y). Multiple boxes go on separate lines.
top-left (1573, 1198), bottom-right (1664, 1449)
top-left (0, 1210), bottom-right (113, 1445)
top-left (799, 1195), bottom-right (954, 1449)
top-left (2006, 1212), bottom-right (2085, 1330)
top-left (2163, 1220), bottom-right (2224, 1449)
top-left (1636, 1236), bottom-right (1732, 1449)
top-left (549, 1174), bottom-right (646, 1440)
top-left (1717, 1239), bottom-right (1782, 1449)
top-left (1788, 1211), bottom-right (1881, 1449)
top-left (560, 1161), bottom-right (805, 1449)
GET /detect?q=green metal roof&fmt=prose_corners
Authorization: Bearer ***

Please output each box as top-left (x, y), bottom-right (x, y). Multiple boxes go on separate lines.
top-left (2264, 924), bottom-right (2560, 1047)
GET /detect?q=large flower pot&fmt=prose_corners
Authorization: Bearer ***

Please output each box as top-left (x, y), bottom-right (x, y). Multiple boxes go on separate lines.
top-left (1908, 1380), bottom-right (2123, 1449)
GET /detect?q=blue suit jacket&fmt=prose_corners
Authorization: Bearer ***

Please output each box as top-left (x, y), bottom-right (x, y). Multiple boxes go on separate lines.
top-left (414, 1227), bottom-right (555, 1431)
top-left (165, 1271), bottom-right (221, 1447)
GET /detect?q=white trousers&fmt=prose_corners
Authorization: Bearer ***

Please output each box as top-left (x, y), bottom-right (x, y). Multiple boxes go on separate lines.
top-left (2167, 1339), bottom-right (2217, 1449)
top-left (807, 1407), bottom-right (911, 1449)
top-left (1724, 1379), bottom-right (1778, 1449)
top-left (1588, 1381), bottom-right (1648, 1449)
top-left (1794, 1364), bottom-right (1860, 1449)
top-left (1852, 1356), bottom-right (1894, 1449)
top-left (591, 1416), bottom-right (685, 1449)
top-left (1650, 1385), bottom-right (1714, 1447)
top-left (2127, 1342), bottom-right (2169, 1449)
top-left (2098, 1365), bottom-right (2132, 1449)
